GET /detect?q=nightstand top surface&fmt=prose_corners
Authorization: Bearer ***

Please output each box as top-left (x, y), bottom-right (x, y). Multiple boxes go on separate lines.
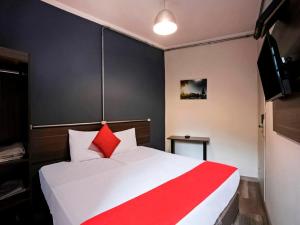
top-left (167, 136), bottom-right (210, 143)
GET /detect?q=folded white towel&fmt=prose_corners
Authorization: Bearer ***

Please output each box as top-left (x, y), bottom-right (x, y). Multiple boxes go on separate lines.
top-left (0, 142), bottom-right (25, 158)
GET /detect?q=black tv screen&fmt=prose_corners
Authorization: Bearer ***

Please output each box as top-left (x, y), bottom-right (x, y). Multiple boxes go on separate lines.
top-left (257, 34), bottom-right (290, 101)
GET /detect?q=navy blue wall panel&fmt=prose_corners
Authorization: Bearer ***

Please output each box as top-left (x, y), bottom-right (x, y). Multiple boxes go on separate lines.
top-left (104, 30), bottom-right (165, 150)
top-left (0, 0), bottom-right (165, 149)
top-left (0, 0), bottom-right (102, 125)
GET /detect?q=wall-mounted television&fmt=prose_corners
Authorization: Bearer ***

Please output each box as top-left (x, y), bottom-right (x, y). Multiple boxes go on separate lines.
top-left (257, 33), bottom-right (291, 101)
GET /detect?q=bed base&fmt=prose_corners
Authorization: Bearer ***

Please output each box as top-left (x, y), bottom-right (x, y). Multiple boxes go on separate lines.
top-left (214, 192), bottom-right (239, 225)
top-left (35, 190), bottom-right (239, 225)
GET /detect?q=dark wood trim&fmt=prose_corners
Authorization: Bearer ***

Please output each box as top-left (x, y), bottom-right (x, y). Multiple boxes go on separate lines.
top-left (272, 0), bottom-right (300, 145)
top-left (273, 93), bottom-right (300, 144)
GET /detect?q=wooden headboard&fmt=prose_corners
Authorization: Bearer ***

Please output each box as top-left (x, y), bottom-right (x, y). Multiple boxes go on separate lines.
top-left (29, 120), bottom-right (151, 165)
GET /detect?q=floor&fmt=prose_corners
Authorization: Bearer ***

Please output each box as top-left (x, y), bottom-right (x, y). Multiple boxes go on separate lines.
top-left (234, 179), bottom-right (270, 225)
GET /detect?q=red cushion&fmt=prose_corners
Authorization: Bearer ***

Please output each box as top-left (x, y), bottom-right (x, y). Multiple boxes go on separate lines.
top-left (92, 124), bottom-right (121, 158)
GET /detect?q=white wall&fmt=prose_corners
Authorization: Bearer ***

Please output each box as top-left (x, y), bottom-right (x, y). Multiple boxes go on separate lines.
top-left (165, 38), bottom-right (259, 177)
top-left (265, 103), bottom-right (300, 225)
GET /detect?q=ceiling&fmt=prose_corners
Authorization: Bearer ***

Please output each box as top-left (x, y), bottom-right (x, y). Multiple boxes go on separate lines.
top-left (42, 0), bottom-right (261, 50)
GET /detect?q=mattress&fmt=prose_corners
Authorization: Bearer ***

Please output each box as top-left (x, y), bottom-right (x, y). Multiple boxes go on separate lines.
top-left (40, 147), bottom-right (240, 225)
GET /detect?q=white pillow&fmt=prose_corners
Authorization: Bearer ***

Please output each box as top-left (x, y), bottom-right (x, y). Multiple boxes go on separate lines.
top-left (112, 128), bottom-right (137, 155)
top-left (68, 129), bottom-right (104, 162)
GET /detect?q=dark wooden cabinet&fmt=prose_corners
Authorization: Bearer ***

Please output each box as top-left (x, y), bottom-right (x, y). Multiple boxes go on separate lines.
top-left (0, 47), bottom-right (30, 224)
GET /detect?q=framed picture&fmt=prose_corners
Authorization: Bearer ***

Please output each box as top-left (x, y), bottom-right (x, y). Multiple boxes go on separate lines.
top-left (180, 79), bottom-right (207, 100)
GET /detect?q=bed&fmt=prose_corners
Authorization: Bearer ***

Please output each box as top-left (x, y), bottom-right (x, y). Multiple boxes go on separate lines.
top-left (30, 120), bottom-right (240, 225)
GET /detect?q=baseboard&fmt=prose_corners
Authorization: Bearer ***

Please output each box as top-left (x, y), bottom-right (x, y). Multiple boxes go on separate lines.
top-left (240, 176), bottom-right (259, 182)
top-left (254, 178), bottom-right (272, 225)
top-left (263, 204), bottom-right (272, 225)
top-left (262, 198), bottom-right (273, 225)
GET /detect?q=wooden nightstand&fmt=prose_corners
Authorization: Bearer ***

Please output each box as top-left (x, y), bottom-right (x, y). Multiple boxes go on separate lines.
top-left (167, 136), bottom-right (210, 160)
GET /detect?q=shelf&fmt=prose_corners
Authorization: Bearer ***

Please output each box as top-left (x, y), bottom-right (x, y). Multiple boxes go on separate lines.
top-left (0, 158), bottom-right (29, 167)
top-left (0, 47), bottom-right (29, 63)
top-left (0, 188), bottom-right (30, 211)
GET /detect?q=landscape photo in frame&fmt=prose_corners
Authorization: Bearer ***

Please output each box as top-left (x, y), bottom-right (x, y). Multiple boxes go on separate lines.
top-left (180, 79), bottom-right (207, 100)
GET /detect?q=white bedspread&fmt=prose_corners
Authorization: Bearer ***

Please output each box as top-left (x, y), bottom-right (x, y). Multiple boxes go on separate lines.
top-left (39, 146), bottom-right (240, 225)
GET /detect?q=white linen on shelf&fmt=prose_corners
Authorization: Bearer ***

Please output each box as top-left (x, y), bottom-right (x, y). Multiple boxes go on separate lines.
top-left (0, 142), bottom-right (25, 162)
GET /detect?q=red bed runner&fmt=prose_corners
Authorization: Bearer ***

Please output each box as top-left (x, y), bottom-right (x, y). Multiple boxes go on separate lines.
top-left (82, 161), bottom-right (237, 225)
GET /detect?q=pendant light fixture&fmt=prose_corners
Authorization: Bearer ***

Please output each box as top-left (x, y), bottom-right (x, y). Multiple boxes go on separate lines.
top-left (153, 0), bottom-right (177, 36)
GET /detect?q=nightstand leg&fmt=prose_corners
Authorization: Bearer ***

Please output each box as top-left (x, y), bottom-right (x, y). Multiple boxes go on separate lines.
top-left (171, 140), bottom-right (175, 154)
top-left (203, 142), bottom-right (207, 160)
